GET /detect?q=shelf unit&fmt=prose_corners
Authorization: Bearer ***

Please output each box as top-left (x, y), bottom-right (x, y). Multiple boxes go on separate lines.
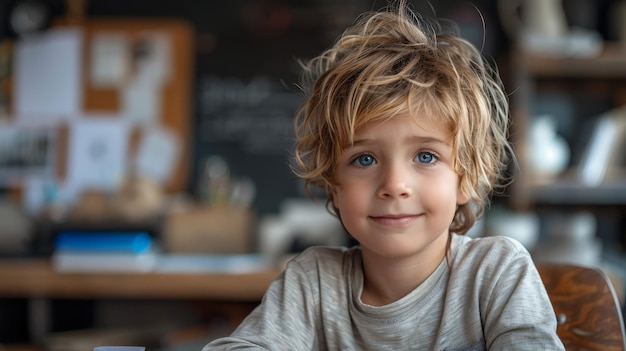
top-left (509, 43), bottom-right (626, 211)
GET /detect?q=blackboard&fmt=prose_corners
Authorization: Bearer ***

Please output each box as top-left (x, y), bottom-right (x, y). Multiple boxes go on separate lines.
top-left (194, 74), bottom-right (306, 214)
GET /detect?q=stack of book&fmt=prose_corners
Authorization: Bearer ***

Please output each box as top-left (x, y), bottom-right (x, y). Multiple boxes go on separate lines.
top-left (52, 231), bottom-right (157, 273)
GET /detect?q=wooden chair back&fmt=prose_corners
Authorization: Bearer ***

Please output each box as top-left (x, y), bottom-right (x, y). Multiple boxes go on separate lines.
top-left (537, 263), bottom-right (626, 351)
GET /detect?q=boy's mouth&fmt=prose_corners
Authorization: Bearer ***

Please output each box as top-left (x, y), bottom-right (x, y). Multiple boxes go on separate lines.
top-left (369, 214), bottom-right (421, 226)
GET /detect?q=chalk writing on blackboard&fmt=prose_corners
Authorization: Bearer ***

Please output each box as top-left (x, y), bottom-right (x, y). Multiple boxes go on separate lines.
top-left (197, 75), bottom-right (303, 154)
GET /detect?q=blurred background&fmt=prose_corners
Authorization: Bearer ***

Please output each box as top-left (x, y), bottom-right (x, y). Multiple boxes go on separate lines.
top-left (0, 0), bottom-right (624, 349)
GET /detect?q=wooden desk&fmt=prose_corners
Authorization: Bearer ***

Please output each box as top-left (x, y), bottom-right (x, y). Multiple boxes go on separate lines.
top-left (0, 258), bottom-right (282, 344)
top-left (0, 258), bottom-right (281, 301)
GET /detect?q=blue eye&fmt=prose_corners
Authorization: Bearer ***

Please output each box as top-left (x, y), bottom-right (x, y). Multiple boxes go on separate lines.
top-left (353, 153), bottom-right (376, 167)
top-left (416, 152), bottom-right (436, 164)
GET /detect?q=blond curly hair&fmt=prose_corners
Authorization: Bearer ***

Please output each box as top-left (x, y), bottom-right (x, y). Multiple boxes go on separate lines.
top-left (292, 1), bottom-right (513, 234)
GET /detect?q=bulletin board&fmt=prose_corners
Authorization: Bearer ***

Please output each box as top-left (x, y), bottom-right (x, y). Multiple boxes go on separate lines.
top-left (54, 17), bottom-right (194, 193)
top-left (4, 17), bottom-right (194, 195)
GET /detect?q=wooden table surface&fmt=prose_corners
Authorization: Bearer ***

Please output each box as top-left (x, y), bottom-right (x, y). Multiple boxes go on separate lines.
top-left (0, 258), bottom-right (281, 300)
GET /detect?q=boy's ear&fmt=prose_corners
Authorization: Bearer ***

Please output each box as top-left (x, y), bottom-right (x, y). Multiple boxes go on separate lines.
top-left (457, 187), bottom-right (470, 205)
top-left (330, 190), bottom-right (338, 209)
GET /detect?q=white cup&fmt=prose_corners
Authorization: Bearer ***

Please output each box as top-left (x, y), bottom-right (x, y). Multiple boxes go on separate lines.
top-left (93, 347), bottom-right (146, 351)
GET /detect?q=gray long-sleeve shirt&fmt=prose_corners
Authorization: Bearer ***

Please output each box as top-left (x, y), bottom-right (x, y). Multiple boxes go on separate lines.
top-left (204, 233), bottom-right (565, 350)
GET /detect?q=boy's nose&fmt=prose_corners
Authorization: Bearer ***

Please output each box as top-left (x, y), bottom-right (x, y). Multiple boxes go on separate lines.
top-left (377, 164), bottom-right (413, 199)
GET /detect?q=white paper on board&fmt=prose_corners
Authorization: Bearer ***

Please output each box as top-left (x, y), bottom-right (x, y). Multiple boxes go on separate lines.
top-left (66, 117), bottom-right (130, 192)
top-left (135, 126), bottom-right (179, 184)
top-left (121, 32), bottom-right (171, 126)
top-left (90, 32), bottom-right (130, 88)
top-left (14, 28), bottom-right (83, 121)
top-left (121, 79), bottom-right (160, 126)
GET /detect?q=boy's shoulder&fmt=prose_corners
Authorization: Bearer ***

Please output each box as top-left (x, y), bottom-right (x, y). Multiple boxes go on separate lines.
top-left (451, 233), bottom-right (530, 265)
top-left (287, 245), bottom-right (359, 272)
top-left (453, 233), bottom-right (527, 250)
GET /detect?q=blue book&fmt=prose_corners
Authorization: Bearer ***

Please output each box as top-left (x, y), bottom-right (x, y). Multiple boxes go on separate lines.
top-left (54, 231), bottom-right (153, 253)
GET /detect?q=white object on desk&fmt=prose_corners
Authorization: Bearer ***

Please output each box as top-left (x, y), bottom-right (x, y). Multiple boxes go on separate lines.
top-left (53, 251), bottom-right (157, 273)
top-left (533, 212), bottom-right (602, 267)
top-left (155, 254), bottom-right (271, 274)
top-left (52, 252), bottom-right (272, 274)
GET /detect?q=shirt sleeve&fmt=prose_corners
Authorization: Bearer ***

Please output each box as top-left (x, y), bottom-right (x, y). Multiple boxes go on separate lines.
top-left (481, 244), bottom-right (565, 351)
top-left (202, 257), bottom-right (319, 351)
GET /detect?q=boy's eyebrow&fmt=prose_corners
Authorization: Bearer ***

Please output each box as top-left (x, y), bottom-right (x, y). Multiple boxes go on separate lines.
top-left (348, 135), bottom-right (452, 148)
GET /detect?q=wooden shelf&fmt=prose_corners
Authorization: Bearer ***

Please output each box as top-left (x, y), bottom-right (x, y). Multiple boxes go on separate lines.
top-left (530, 181), bottom-right (626, 206)
top-left (516, 43), bottom-right (626, 78)
top-left (526, 169), bottom-right (626, 207)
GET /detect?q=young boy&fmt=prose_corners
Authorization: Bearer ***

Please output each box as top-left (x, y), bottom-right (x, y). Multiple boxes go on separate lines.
top-left (204, 1), bottom-right (564, 350)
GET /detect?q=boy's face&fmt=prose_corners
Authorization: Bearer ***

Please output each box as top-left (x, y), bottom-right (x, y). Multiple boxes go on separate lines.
top-left (332, 112), bottom-right (468, 260)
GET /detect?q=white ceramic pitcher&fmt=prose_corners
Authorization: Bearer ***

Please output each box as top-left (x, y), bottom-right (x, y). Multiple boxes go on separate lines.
top-left (497, 0), bottom-right (569, 39)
